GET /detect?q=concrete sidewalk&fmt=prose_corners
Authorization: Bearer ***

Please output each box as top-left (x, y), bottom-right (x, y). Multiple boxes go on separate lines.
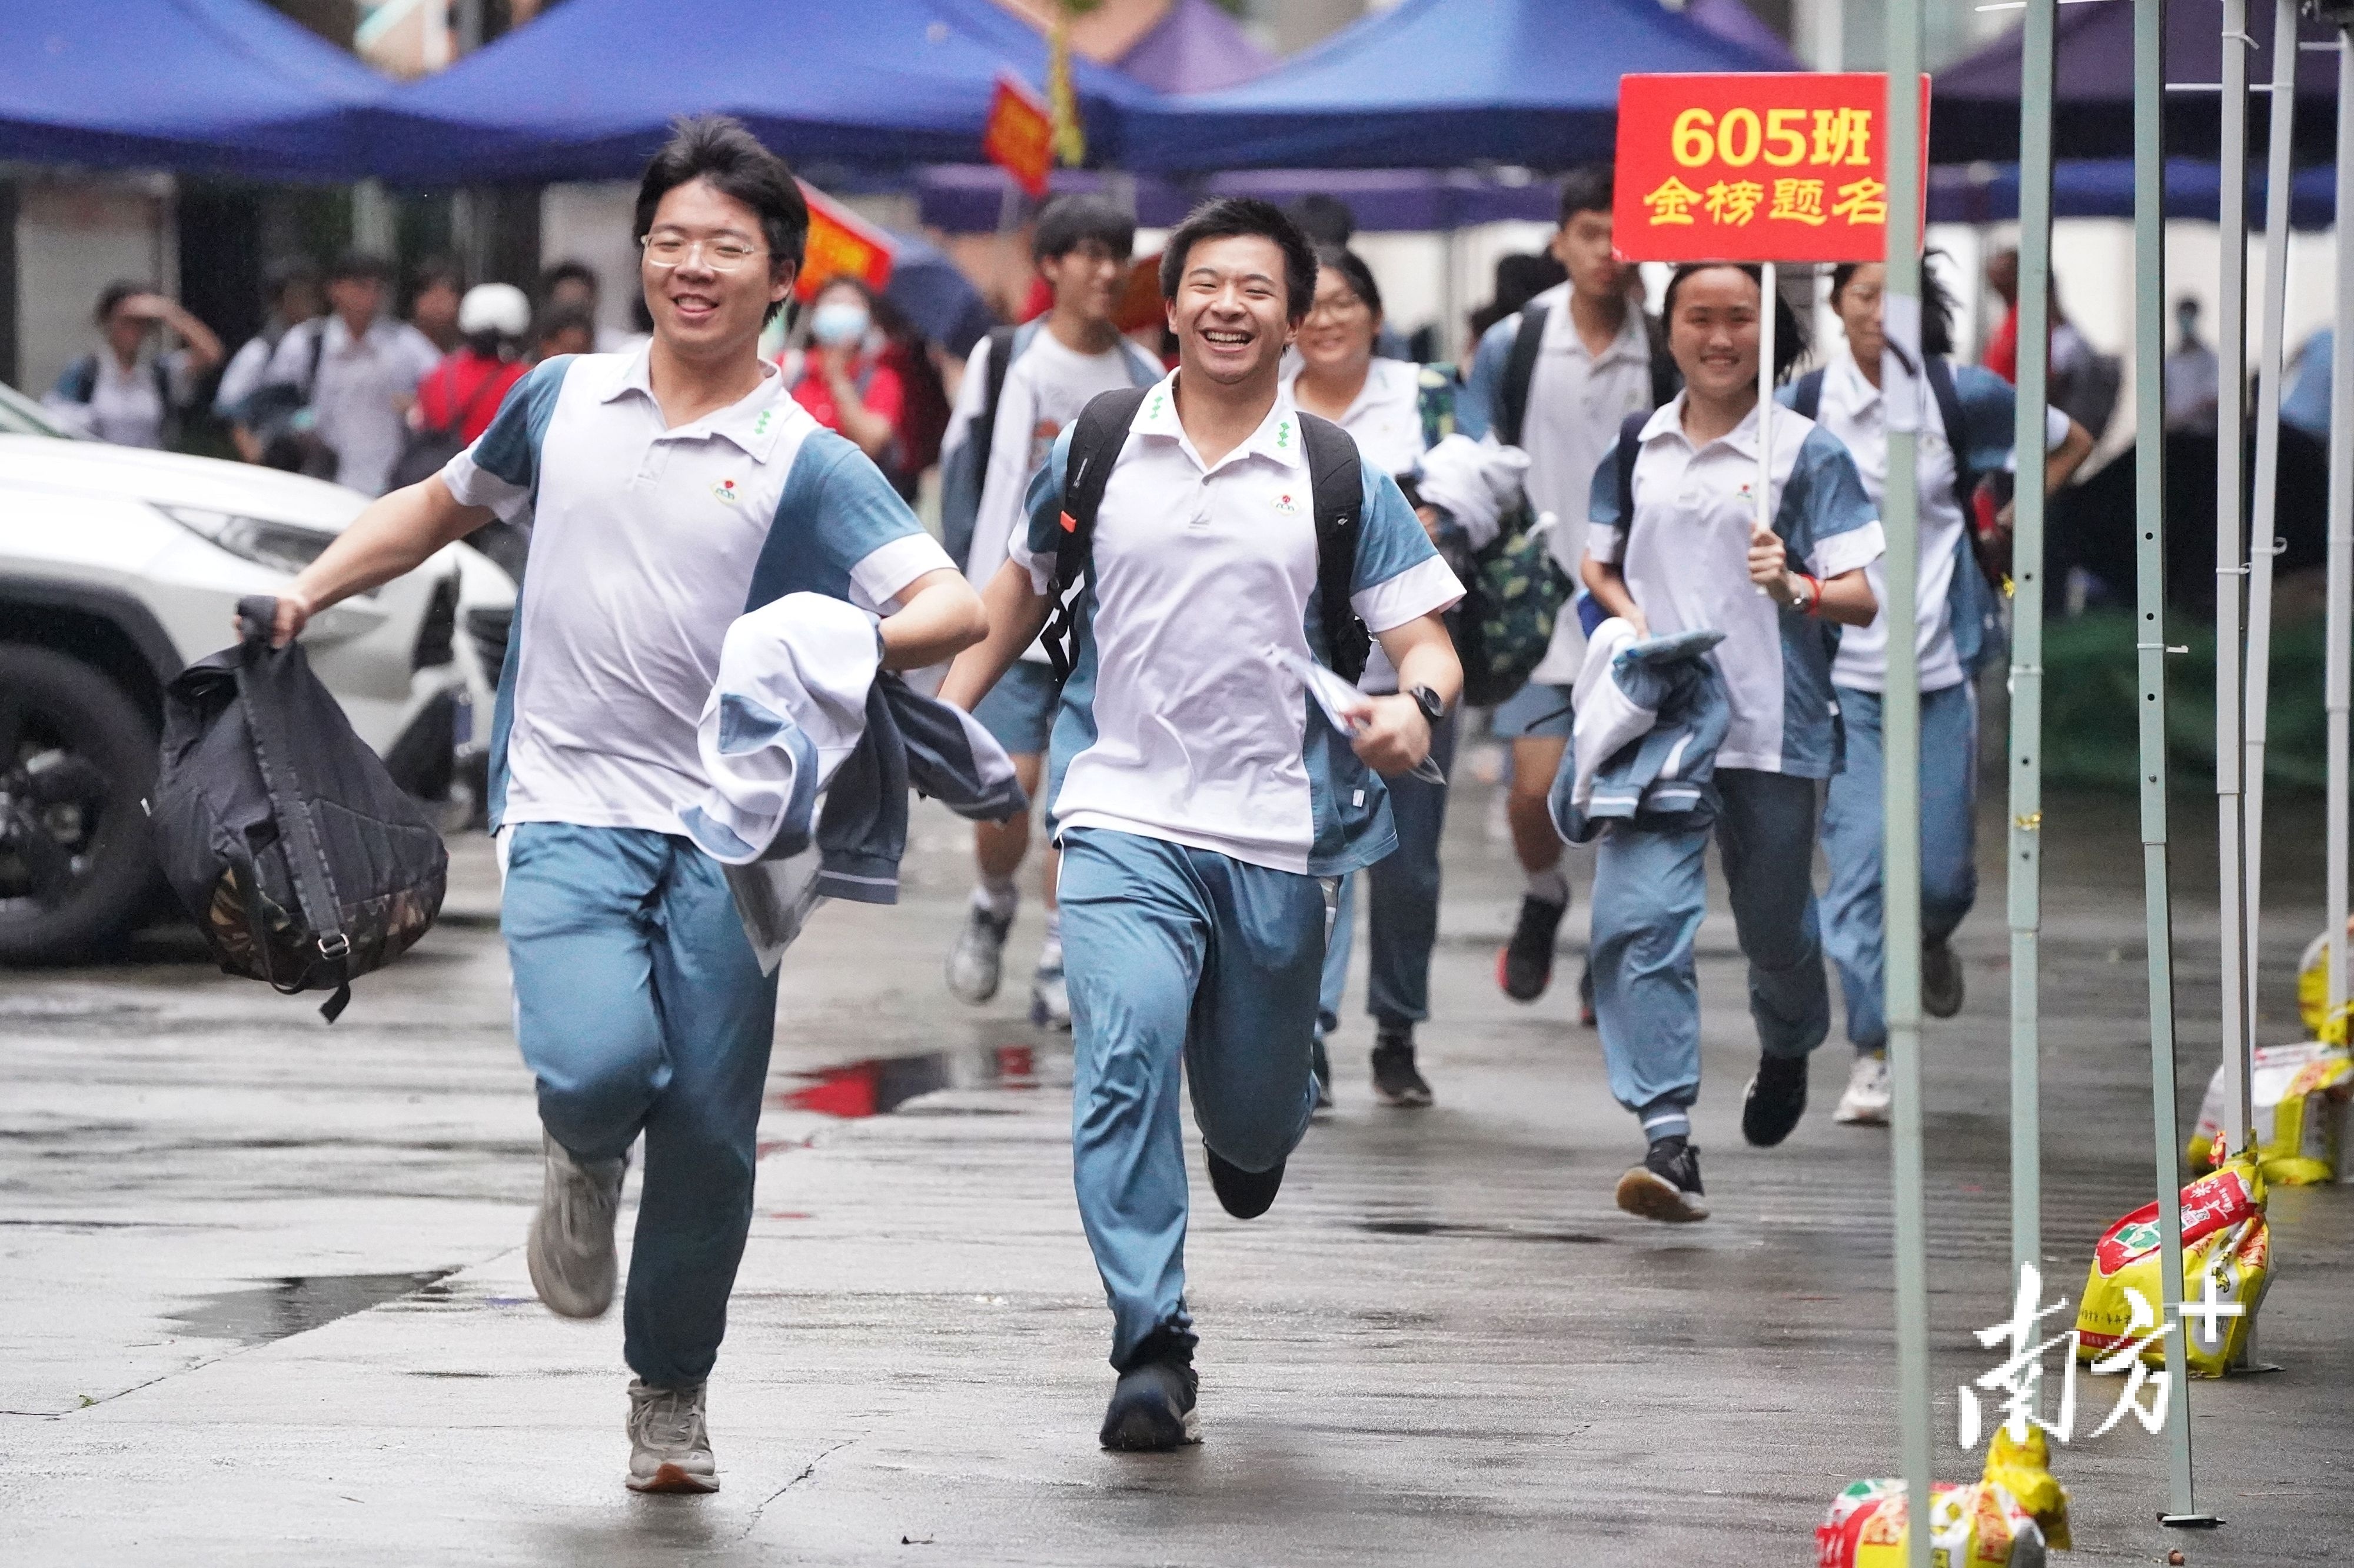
top-left (1, 773), bottom-right (2347, 1565)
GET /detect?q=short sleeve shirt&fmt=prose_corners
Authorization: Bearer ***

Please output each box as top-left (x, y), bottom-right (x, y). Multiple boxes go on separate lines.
top-left (1008, 374), bottom-right (1463, 876)
top-left (441, 347), bottom-right (952, 834)
top-left (1787, 349), bottom-right (2064, 693)
top-left (1587, 395), bottom-right (1883, 777)
top-left (266, 315), bottom-right (441, 496)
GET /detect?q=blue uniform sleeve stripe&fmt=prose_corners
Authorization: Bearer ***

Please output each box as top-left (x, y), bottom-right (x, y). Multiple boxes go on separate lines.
top-left (1950, 362), bottom-right (2020, 476)
top-left (1782, 425), bottom-right (1877, 550)
top-left (1022, 425), bottom-right (1077, 561)
top-left (1454, 316), bottom-right (1517, 441)
top-left (1587, 433), bottom-right (1631, 531)
top-left (468, 355), bottom-right (571, 491)
top-left (1350, 467), bottom-right (1440, 592)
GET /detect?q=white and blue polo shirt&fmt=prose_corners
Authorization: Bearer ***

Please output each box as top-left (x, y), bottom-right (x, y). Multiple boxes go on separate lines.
top-left (1586, 394), bottom-right (1883, 778)
top-left (1007, 374), bottom-right (1463, 877)
top-left (441, 347), bottom-right (953, 835)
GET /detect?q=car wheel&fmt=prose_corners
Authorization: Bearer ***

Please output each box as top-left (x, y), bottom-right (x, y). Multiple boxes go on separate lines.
top-left (0, 644), bottom-right (159, 964)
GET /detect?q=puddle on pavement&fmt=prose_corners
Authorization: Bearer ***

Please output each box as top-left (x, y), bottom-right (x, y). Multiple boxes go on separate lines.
top-left (166, 1269), bottom-right (456, 1346)
top-left (776, 1044), bottom-right (1046, 1118)
top-left (1359, 1219), bottom-right (1612, 1246)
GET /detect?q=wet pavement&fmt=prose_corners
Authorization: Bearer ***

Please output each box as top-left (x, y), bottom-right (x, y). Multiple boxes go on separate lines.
top-left (2, 743), bottom-right (2349, 1565)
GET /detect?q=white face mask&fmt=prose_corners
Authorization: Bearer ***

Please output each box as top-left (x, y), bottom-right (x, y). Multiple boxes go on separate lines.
top-left (810, 301), bottom-right (870, 347)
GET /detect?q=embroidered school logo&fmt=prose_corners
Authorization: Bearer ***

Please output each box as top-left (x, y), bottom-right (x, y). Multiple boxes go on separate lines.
top-left (1272, 491), bottom-right (1301, 517)
top-left (1274, 418), bottom-right (1294, 452)
top-left (713, 478), bottom-right (742, 505)
top-left (753, 409), bottom-right (774, 438)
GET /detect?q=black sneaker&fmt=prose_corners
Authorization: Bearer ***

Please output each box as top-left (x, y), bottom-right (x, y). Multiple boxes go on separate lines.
top-left (1497, 894), bottom-right (1567, 1002)
top-left (1369, 1028), bottom-right (1433, 1107)
top-left (1577, 961), bottom-right (1597, 1027)
top-left (1309, 1035), bottom-right (1333, 1114)
top-left (1921, 939), bottom-right (1965, 1019)
top-left (1204, 1143), bottom-right (1285, 1219)
top-left (1614, 1136), bottom-right (1708, 1223)
top-left (1099, 1357), bottom-right (1201, 1451)
top-left (1741, 1054), bottom-right (1810, 1147)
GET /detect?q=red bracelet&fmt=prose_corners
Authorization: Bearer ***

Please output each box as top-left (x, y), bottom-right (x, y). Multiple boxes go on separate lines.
top-left (1797, 572), bottom-right (1823, 616)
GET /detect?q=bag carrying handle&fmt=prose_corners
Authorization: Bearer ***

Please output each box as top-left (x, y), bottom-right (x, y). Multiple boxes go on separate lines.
top-left (233, 595), bottom-right (354, 1023)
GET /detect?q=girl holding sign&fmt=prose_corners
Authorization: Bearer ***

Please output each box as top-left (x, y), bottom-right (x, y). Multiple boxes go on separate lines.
top-left (1781, 261), bottom-right (2093, 1127)
top-left (1578, 262), bottom-right (1882, 1223)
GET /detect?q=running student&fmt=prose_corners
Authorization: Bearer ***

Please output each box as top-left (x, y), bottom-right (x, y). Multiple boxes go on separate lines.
top-left (1458, 167), bottom-right (1677, 1021)
top-left (1285, 243), bottom-right (1459, 1109)
top-left (268, 118), bottom-right (986, 1492)
top-left (1783, 260), bottom-right (2093, 1126)
top-left (940, 194), bottom-right (1162, 1029)
top-left (940, 198), bottom-right (1462, 1450)
top-left (1580, 262), bottom-right (1881, 1224)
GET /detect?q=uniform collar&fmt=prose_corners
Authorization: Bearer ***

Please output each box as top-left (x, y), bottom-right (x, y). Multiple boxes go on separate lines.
top-left (1542, 289), bottom-right (1651, 367)
top-left (1279, 354), bottom-right (1415, 430)
top-left (1132, 371), bottom-right (1308, 472)
top-left (1830, 344), bottom-right (1881, 416)
top-left (1641, 391), bottom-right (1766, 458)
top-left (605, 344), bottom-right (799, 461)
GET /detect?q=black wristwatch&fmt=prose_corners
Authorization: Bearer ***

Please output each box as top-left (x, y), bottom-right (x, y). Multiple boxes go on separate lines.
top-left (1408, 684), bottom-right (1447, 727)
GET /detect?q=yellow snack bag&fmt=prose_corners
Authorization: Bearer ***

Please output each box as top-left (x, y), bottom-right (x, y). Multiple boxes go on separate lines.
top-left (1817, 1433), bottom-right (2067, 1566)
top-left (2186, 1041), bottom-right (2352, 1185)
top-left (2076, 1155), bottom-right (2270, 1379)
top-left (1983, 1426), bottom-right (2072, 1552)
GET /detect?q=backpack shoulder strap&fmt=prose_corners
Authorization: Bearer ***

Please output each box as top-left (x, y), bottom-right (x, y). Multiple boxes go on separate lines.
top-left (302, 318), bottom-right (327, 397)
top-left (965, 324), bottom-right (1025, 485)
top-left (56, 354), bottom-right (98, 404)
top-left (1613, 409), bottom-right (1651, 545)
top-left (1415, 364), bottom-right (1458, 448)
top-left (1922, 355), bottom-right (1974, 518)
top-left (1040, 385), bottom-right (1151, 683)
top-left (1790, 368), bottom-right (1824, 422)
top-left (1496, 302), bottom-right (1548, 448)
top-left (1299, 411), bottom-right (1370, 685)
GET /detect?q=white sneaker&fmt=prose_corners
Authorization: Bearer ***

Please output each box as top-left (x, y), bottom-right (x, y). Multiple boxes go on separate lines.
top-left (626, 1379), bottom-right (719, 1494)
top-left (1834, 1052), bottom-right (1891, 1126)
top-left (526, 1133), bottom-right (624, 1319)
top-left (946, 905), bottom-right (1012, 1004)
top-left (1028, 957), bottom-right (1071, 1030)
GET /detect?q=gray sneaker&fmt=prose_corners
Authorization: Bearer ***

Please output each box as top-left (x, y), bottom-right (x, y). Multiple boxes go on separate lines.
top-left (947, 905), bottom-right (1012, 1004)
top-left (626, 1379), bottom-right (719, 1494)
top-left (527, 1133), bottom-right (624, 1320)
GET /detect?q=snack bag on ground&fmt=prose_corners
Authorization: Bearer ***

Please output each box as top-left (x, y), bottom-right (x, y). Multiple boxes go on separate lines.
top-left (1817, 1430), bottom-right (2067, 1566)
top-left (2295, 927), bottom-right (2354, 1041)
top-left (2077, 1154), bottom-right (2270, 1379)
top-left (2186, 1041), bottom-right (2352, 1185)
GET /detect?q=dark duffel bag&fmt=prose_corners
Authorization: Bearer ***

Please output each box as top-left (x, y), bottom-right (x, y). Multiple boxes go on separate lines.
top-left (151, 595), bottom-right (447, 1020)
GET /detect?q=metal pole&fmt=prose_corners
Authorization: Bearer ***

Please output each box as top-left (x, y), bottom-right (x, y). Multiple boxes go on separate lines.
top-left (2213, 0), bottom-right (2257, 1148)
top-left (2240, 0), bottom-right (2300, 1076)
top-left (2007, 0), bottom-right (2057, 1316)
top-left (1881, 18), bottom-right (1933, 1567)
top-left (2136, 0), bottom-right (2212, 1529)
top-left (1758, 258), bottom-right (1777, 562)
top-left (2329, 31), bottom-right (2354, 1034)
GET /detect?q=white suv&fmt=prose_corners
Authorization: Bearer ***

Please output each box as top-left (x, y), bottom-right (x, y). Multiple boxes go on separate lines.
top-left (0, 382), bottom-right (514, 963)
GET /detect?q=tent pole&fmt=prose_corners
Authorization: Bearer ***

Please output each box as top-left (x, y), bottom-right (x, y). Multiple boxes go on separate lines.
top-left (1882, 13), bottom-right (1933, 1566)
top-left (2007, 0), bottom-right (2056, 1330)
top-left (2136, 0), bottom-right (2210, 1529)
top-left (1758, 258), bottom-right (1776, 557)
top-left (2329, 30), bottom-right (2354, 1039)
top-left (2240, 0), bottom-right (2300, 1078)
top-left (2213, 0), bottom-right (2257, 1151)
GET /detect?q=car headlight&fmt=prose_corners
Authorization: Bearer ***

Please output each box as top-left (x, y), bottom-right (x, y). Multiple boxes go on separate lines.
top-left (154, 504), bottom-right (337, 577)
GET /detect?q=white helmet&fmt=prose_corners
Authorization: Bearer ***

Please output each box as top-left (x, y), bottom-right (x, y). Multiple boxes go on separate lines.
top-left (457, 282), bottom-right (530, 339)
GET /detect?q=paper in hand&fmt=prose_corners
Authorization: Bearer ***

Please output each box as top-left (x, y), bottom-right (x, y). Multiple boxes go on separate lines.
top-left (1266, 644), bottom-right (1445, 785)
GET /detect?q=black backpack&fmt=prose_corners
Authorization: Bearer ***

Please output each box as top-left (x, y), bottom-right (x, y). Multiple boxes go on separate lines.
top-left (387, 359), bottom-right (511, 493)
top-left (1040, 387), bottom-right (1368, 687)
top-left (1493, 301), bottom-right (1680, 450)
top-left (151, 597), bottom-right (448, 1021)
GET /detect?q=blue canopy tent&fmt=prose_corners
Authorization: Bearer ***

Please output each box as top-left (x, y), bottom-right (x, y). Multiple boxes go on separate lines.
top-left (1111, 0), bottom-right (1781, 173)
top-left (1112, 0), bottom-right (1277, 94)
top-left (913, 164), bottom-right (1561, 234)
top-left (1930, 158), bottom-right (2340, 231)
top-left (0, 0), bottom-right (394, 178)
top-left (360, 0), bottom-right (1152, 185)
top-left (880, 226), bottom-right (996, 357)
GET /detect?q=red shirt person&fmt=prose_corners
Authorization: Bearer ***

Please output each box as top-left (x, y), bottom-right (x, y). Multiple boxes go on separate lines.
top-left (414, 284), bottom-right (531, 442)
top-left (783, 277), bottom-right (906, 478)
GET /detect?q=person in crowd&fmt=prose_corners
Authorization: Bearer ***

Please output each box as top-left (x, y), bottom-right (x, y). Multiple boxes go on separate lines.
top-left (541, 258), bottom-right (634, 352)
top-left (2165, 297), bottom-right (2222, 436)
top-left (218, 259), bottom-right (323, 457)
top-left (940, 194), bottom-right (1162, 1031)
top-left (260, 251), bottom-right (440, 497)
top-left (531, 302), bottom-right (599, 362)
top-left (940, 198), bottom-right (1462, 1450)
top-left (1458, 168), bottom-right (1674, 1024)
top-left (783, 276), bottom-right (907, 481)
top-left (263, 116), bottom-right (985, 1494)
top-left (2280, 324), bottom-right (2335, 443)
top-left (45, 280), bottom-right (222, 450)
top-left (413, 283), bottom-right (532, 445)
top-left (1983, 248), bottom-right (2020, 382)
top-left (1285, 243), bottom-right (1458, 1108)
top-left (1467, 252), bottom-right (1568, 345)
top-left (1283, 194), bottom-right (1409, 359)
top-left (408, 257), bottom-right (466, 354)
top-left (1786, 260), bottom-right (2093, 1127)
top-left (1579, 262), bottom-right (1881, 1224)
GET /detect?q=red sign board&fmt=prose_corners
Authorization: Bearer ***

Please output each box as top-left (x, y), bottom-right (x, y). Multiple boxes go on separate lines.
top-left (794, 181), bottom-right (896, 303)
top-left (984, 74), bottom-right (1054, 199)
top-left (1612, 72), bottom-right (1930, 264)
